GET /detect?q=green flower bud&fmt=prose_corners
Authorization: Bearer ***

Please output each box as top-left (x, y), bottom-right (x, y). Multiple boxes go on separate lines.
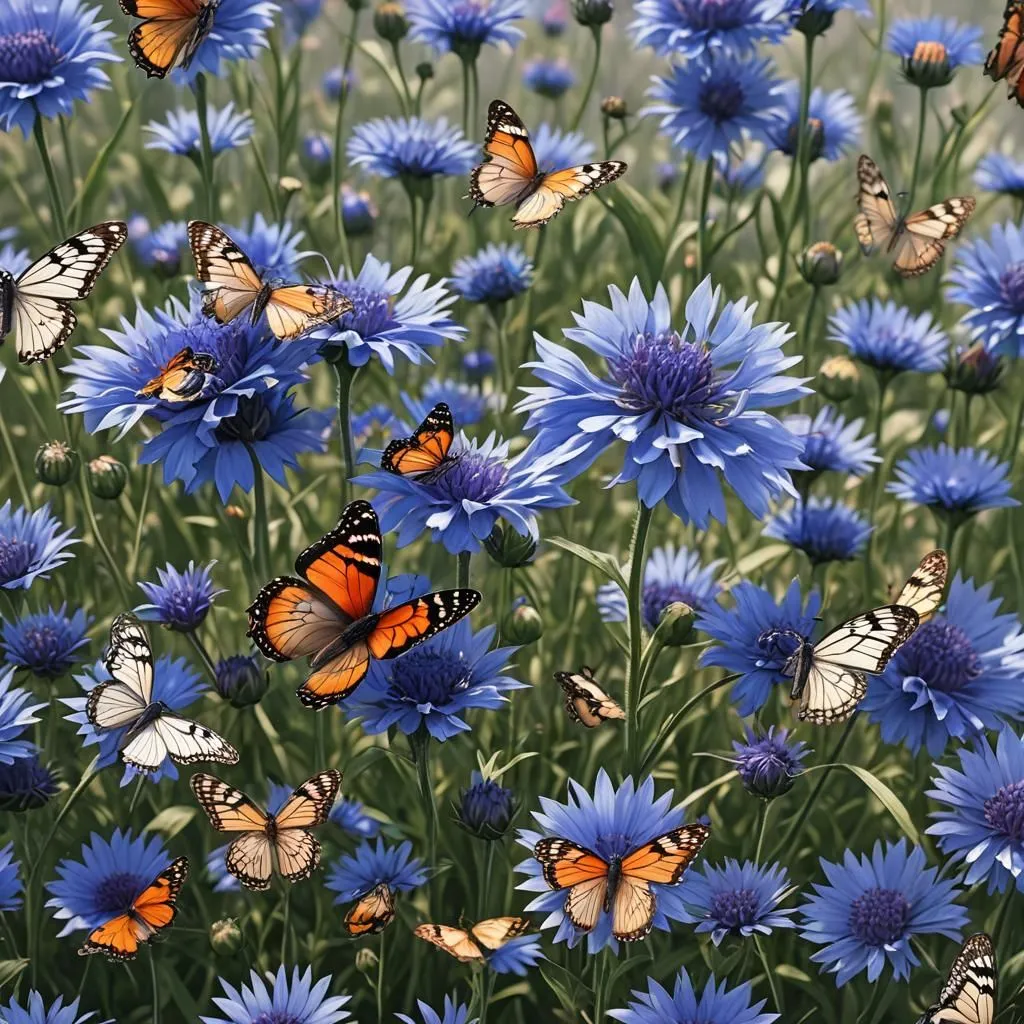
top-left (374, 2), bottom-right (408, 42)
top-left (945, 343), bottom-right (1005, 396)
top-left (416, 61), bottom-right (434, 81)
top-left (355, 948), bottom-right (379, 974)
top-left (600, 96), bottom-right (628, 120)
top-left (483, 524), bottom-right (537, 569)
top-left (86, 455), bottom-right (128, 500)
top-left (573, 0), bottom-right (613, 26)
top-left (503, 602), bottom-right (543, 645)
top-left (798, 242), bottom-right (844, 287)
top-left (902, 40), bottom-right (953, 89)
top-left (34, 441), bottom-right (80, 487)
top-left (817, 355), bottom-right (860, 403)
top-left (656, 601), bottom-right (696, 647)
top-left (209, 919), bottom-right (242, 955)
top-left (796, 4), bottom-right (834, 37)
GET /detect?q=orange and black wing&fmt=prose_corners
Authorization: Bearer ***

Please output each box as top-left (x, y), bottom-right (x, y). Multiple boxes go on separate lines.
top-left (381, 403), bottom-right (455, 476)
top-left (121, 0), bottom-right (214, 78)
top-left (533, 837), bottom-right (610, 933)
top-left (619, 825), bottom-right (711, 885)
top-left (555, 666), bottom-right (625, 728)
top-left (511, 163), bottom-right (627, 229)
top-left (264, 285), bottom-right (353, 341)
top-left (344, 883), bottom-right (396, 936)
top-left (137, 346), bottom-right (216, 402)
top-left (986, 1), bottom-right (1024, 105)
top-left (468, 100), bottom-right (541, 210)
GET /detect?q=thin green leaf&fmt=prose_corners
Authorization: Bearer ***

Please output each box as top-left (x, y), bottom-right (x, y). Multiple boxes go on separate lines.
top-left (842, 763), bottom-right (921, 845)
top-left (69, 95), bottom-right (141, 223)
top-left (547, 536), bottom-right (627, 592)
top-left (145, 805), bottom-right (196, 838)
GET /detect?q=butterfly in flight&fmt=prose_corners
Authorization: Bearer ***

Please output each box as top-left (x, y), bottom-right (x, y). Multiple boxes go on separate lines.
top-left (344, 883), bottom-right (396, 937)
top-left (120, 0), bottom-right (219, 78)
top-left (79, 856), bottom-right (188, 961)
top-left (187, 221), bottom-right (353, 341)
top-left (380, 402), bottom-right (457, 477)
top-left (87, 614), bottom-right (239, 773)
top-left (555, 666), bottom-right (624, 729)
top-left (247, 500), bottom-right (482, 709)
top-left (854, 155), bottom-right (975, 277)
top-left (985, 1), bottom-right (1024, 107)
top-left (468, 99), bottom-right (627, 228)
top-left (892, 549), bottom-right (948, 622)
top-left (0, 222), bottom-right (126, 363)
top-left (136, 346), bottom-right (217, 403)
top-left (191, 769), bottom-right (342, 891)
top-left (414, 917), bottom-right (531, 962)
top-left (533, 824), bottom-right (710, 941)
top-left (916, 933), bottom-right (996, 1024)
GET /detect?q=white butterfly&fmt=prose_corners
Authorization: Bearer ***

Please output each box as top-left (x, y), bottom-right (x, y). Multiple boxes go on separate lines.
top-left (87, 614), bottom-right (239, 773)
top-left (917, 933), bottom-right (996, 1024)
top-left (0, 222), bottom-right (127, 363)
top-left (855, 155), bottom-right (975, 277)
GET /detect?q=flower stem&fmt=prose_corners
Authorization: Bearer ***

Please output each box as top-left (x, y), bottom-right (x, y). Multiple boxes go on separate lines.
top-left (906, 86), bottom-right (929, 213)
top-left (406, 187), bottom-right (421, 267)
top-left (622, 501), bottom-right (654, 774)
top-left (376, 926), bottom-right (386, 1024)
top-left (478, 970), bottom-right (496, 1024)
top-left (696, 157), bottom-right (715, 281)
top-left (332, 359), bottom-right (360, 501)
top-left (863, 373), bottom-right (891, 597)
top-left (570, 26), bottom-right (603, 132)
top-left (193, 73), bottom-right (217, 221)
top-left (755, 934), bottom-right (784, 1014)
top-left (331, 6), bottom-right (362, 271)
top-left (457, 551), bottom-right (471, 589)
top-left (411, 728), bottom-right (437, 878)
top-left (33, 116), bottom-right (68, 236)
top-left (149, 946), bottom-right (160, 1024)
top-left (246, 446), bottom-right (272, 583)
top-left (0, 412), bottom-right (31, 508)
top-left (755, 800), bottom-right (771, 863)
top-left (77, 479), bottom-right (131, 605)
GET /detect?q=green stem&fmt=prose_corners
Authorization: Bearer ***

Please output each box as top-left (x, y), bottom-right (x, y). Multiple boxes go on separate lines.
top-left (863, 373), bottom-right (891, 597)
top-left (332, 359), bottom-right (360, 500)
top-left (992, 881), bottom-right (1016, 953)
top-left (280, 883), bottom-right (291, 964)
top-left (331, 7), bottom-right (362, 271)
top-left (570, 26), bottom-right (603, 132)
top-left (461, 58), bottom-right (472, 134)
top-left (406, 187), bottom-right (420, 267)
top-left (185, 630), bottom-right (220, 687)
top-left (906, 86), bottom-right (929, 213)
top-left (478, 970), bottom-right (496, 1024)
top-left (390, 41), bottom-right (413, 114)
top-left (0, 412), bottom-right (31, 507)
top-left (755, 800), bottom-right (771, 863)
top-left (622, 501), bottom-right (654, 774)
top-left (33, 116), bottom-right (68, 236)
top-left (940, 516), bottom-right (959, 569)
top-left (129, 464), bottom-right (154, 581)
top-left (376, 926), bottom-right (386, 1024)
top-left (78, 479), bottom-right (131, 605)
top-left (801, 285), bottom-right (821, 379)
top-left (150, 947), bottom-right (160, 1024)
top-left (755, 934), bottom-right (784, 1015)
top-left (412, 729), bottom-right (437, 875)
top-left (469, 59), bottom-right (480, 138)
top-left (193, 73), bottom-right (217, 221)
top-left (246, 446), bottom-right (272, 583)
top-left (695, 157), bottom-right (715, 281)
top-left (457, 551), bottom-right (471, 589)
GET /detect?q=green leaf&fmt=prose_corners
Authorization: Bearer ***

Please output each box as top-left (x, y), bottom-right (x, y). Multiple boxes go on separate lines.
top-left (548, 537), bottom-right (627, 592)
top-left (775, 964), bottom-right (812, 983)
top-left (0, 958), bottom-right (29, 990)
top-left (598, 183), bottom-right (664, 291)
top-left (69, 96), bottom-right (141, 224)
top-left (841, 763), bottom-right (920, 844)
top-left (145, 805), bottom-right (196, 838)
top-left (680, 769), bottom-right (738, 808)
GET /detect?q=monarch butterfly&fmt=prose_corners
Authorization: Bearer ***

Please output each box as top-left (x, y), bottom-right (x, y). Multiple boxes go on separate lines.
top-left (246, 500), bottom-right (482, 708)
top-left (79, 856), bottom-right (188, 960)
top-left (985, 1), bottom-right (1024, 107)
top-left (414, 917), bottom-right (531, 962)
top-left (468, 99), bottom-right (627, 228)
top-left (893, 549), bottom-right (948, 621)
top-left (533, 825), bottom-right (710, 941)
top-left (916, 933), bottom-right (996, 1024)
top-left (380, 403), bottom-right (456, 477)
top-left (120, 0), bottom-right (219, 78)
top-left (190, 770), bottom-right (342, 891)
top-left (187, 221), bottom-right (353, 341)
top-left (344, 883), bottom-right (396, 936)
top-left (555, 666), bottom-right (624, 728)
top-left (136, 346), bottom-right (217, 403)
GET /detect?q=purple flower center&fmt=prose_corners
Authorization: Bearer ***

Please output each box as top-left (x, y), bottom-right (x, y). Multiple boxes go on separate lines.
top-left (643, 582), bottom-right (702, 630)
top-left (0, 30), bottom-right (63, 85)
top-left (848, 887), bottom-right (910, 946)
top-left (698, 79), bottom-right (746, 122)
top-left (469, 264), bottom-right (525, 303)
top-left (389, 648), bottom-right (472, 706)
top-left (984, 779), bottom-right (1024, 841)
top-left (338, 285), bottom-right (395, 340)
top-left (94, 871), bottom-right (149, 917)
top-left (446, 2), bottom-right (494, 44)
top-left (895, 619), bottom-right (981, 693)
top-left (709, 887), bottom-right (760, 929)
top-left (433, 451), bottom-right (509, 503)
top-left (612, 331), bottom-right (717, 421)
top-left (251, 1014), bottom-right (303, 1024)
top-left (19, 624), bottom-right (65, 670)
top-left (216, 396), bottom-right (273, 444)
top-left (999, 261), bottom-right (1024, 313)
top-left (681, 0), bottom-right (745, 30)
top-left (0, 536), bottom-right (35, 584)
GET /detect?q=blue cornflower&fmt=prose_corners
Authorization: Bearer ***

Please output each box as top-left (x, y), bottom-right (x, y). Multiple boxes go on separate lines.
top-left (828, 298), bottom-right (947, 375)
top-left (518, 277), bottom-right (808, 528)
top-left (0, 842), bottom-right (22, 910)
top-left (202, 966), bottom-right (351, 1024)
top-left (452, 243), bottom-right (533, 304)
top-left (348, 117), bottom-right (477, 180)
top-left (0, 668), bottom-right (44, 765)
top-left (0, 502), bottom-right (76, 591)
top-left (463, 349), bottom-right (496, 381)
top-left (0, 993), bottom-right (100, 1024)
top-left (45, 829), bottom-right (172, 938)
top-left (947, 220), bottom-right (1024, 356)
top-left (361, 433), bottom-right (577, 554)
top-left (130, 219), bottom-right (188, 276)
top-left (518, 770), bottom-right (701, 953)
top-left (398, 997), bottom-right (476, 1024)
top-left (403, 380), bottom-right (493, 428)
top-left (330, 798), bottom-right (381, 839)
top-left (679, 859), bottom-right (796, 946)
top-left (325, 839), bottom-right (427, 903)
top-left (523, 58), bottom-right (575, 99)
top-left (482, 932), bottom-right (544, 976)
top-left (864, 576), bottom-right (1024, 756)
top-left (596, 544), bottom-right (723, 628)
top-left (798, 839), bottom-right (968, 986)
top-left (888, 444), bottom-right (1017, 523)
top-left (0, 753), bottom-right (59, 811)
top-left (136, 561), bottom-right (223, 632)
top-left (974, 154), bottom-right (1024, 199)
top-left (887, 17), bottom-right (984, 73)
top-left (699, 578), bottom-right (821, 715)
top-left (284, 0), bottom-right (322, 38)
top-left (713, 152), bottom-right (766, 195)
top-left (631, 0), bottom-right (796, 59)
top-left (63, 655), bottom-right (205, 785)
top-left (223, 213), bottom-right (307, 281)
top-left (803, 0), bottom-right (871, 14)
top-left (168, 0), bottom-right (277, 86)
top-left (530, 124), bottom-right (594, 173)
top-left (457, 772), bottom-right (518, 840)
top-left (323, 66), bottom-right (357, 101)
top-left (767, 83), bottom-right (861, 163)
top-left (144, 103), bottom-right (254, 157)
top-left (764, 497), bottom-right (872, 565)
top-left (301, 133), bottom-right (332, 183)
top-left (406, 0), bottom-right (527, 59)
top-left (313, 254), bottom-right (464, 372)
top-left (610, 968), bottom-right (778, 1024)
top-left (784, 407), bottom-right (878, 477)
top-left (0, 0), bottom-right (119, 137)
top-left (1, 605), bottom-right (91, 679)
top-left (341, 186), bottom-right (378, 237)
top-left (0, 236), bottom-right (31, 277)
top-left (731, 725), bottom-right (810, 800)
top-left (646, 55), bottom-right (783, 161)
top-left (344, 618), bottom-right (524, 741)
top-left (927, 726), bottom-right (1024, 895)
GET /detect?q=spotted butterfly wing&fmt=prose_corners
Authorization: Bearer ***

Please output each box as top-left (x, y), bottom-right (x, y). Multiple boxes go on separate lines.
top-left (985, 1), bottom-right (1024, 107)
top-left (120, 0), bottom-right (219, 78)
top-left (137, 346), bottom-right (217, 402)
top-left (895, 549), bottom-right (948, 621)
top-left (555, 666), bottom-right (624, 728)
top-left (344, 883), bottom-right (396, 936)
top-left (414, 917), bottom-right (530, 962)
top-left (381, 403), bottom-right (456, 476)
top-left (917, 933), bottom-right (996, 1024)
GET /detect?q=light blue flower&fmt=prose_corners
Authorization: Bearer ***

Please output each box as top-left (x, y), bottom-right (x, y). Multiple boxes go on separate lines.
top-left (0, 667), bottom-right (45, 765)
top-left (348, 117), bottom-right (477, 179)
top-left (144, 103), bottom-right (254, 157)
top-left (609, 968), bottom-right (778, 1024)
top-left (202, 966), bottom-right (350, 1024)
top-left (0, 502), bottom-right (77, 591)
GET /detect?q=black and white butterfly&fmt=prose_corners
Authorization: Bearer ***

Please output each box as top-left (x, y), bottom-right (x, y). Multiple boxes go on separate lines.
top-left (916, 933), bottom-right (996, 1024)
top-left (0, 222), bottom-right (127, 363)
top-left (894, 549), bottom-right (949, 621)
top-left (87, 614), bottom-right (239, 773)
top-left (554, 666), bottom-right (624, 729)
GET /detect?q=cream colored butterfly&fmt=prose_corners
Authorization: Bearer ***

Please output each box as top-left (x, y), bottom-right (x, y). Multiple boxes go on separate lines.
top-left (894, 549), bottom-right (948, 621)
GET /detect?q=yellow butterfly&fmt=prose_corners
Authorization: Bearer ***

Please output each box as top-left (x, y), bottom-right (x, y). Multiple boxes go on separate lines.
top-left (414, 917), bottom-right (530, 962)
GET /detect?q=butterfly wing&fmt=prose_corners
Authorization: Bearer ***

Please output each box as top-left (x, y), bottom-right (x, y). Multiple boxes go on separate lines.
top-left (533, 837), bottom-right (610, 933)
top-left (87, 614), bottom-right (154, 729)
top-left (468, 99), bottom-right (541, 210)
top-left (225, 832), bottom-right (275, 891)
top-left (381, 403), bottom-right (455, 475)
top-left (795, 662), bottom-right (868, 725)
top-left (511, 163), bottom-right (627, 229)
top-left (247, 577), bottom-right (349, 663)
top-left (187, 221), bottom-right (264, 325)
top-left (264, 285), bottom-right (353, 341)
top-left (414, 924), bottom-right (485, 962)
top-left (893, 198), bottom-right (976, 277)
top-left (125, 713), bottom-right (239, 770)
top-left (555, 666), bottom-right (625, 728)
top-left (273, 829), bottom-right (323, 884)
top-left (190, 773), bottom-right (270, 832)
top-left (273, 770), bottom-right (343, 830)
top-left (986, 0), bottom-right (1024, 105)
top-left (137, 347), bottom-right (216, 402)
top-left (922, 933), bottom-right (997, 1024)
top-left (896, 549), bottom-right (948, 621)
top-left (344, 883), bottom-right (396, 936)
top-left (470, 917), bottom-right (531, 950)
top-left (122, 0), bottom-right (211, 78)
top-left (855, 154), bottom-right (899, 254)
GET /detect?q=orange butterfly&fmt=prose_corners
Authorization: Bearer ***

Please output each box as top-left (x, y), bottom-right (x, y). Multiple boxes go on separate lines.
top-left (533, 825), bottom-right (710, 941)
top-left (79, 856), bottom-right (188, 960)
top-left (555, 666), bottom-right (624, 728)
top-left (247, 500), bottom-right (482, 708)
top-left (121, 0), bottom-right (218, 78)
top-left (414, 917), bottom-right (531, 962)
top-left (986, 1), bottom-right (1024, 106)
top-left (343, 883), bottom-right (396, 936)
top-left (381, 403), bottom-right (456, 477)
top-left (136, 346), bottom-right (217, 403)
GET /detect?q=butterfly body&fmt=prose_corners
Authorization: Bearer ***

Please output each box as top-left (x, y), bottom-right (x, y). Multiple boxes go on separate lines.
top-left (137, 346), bottom-right (217, 402)
top-left (121, 0), bottom-right (220, 78)
top-left (381, 403), bottom-right (457, 477)
top-left (0, 270), bottom-right (14, 339)
top-left (986, 1), bottom-right (1024, 106)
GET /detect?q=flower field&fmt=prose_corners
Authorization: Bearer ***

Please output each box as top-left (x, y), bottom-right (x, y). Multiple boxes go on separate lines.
top-left (2, 0), bottom-right (1024, 1021)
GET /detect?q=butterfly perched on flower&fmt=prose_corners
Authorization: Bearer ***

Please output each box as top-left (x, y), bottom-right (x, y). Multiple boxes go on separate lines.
top-left (414, 917), bottom-right (530, 962)
top-left (893, 549), bottom-right (948, 621)
top-left (0, 222), bottom-right (127, 363)
top-left (191, 770), bottom-right (341, 891)
top-left (187, 221), bottom-right (353, 341)
top-left (555, 666), bottom-right (624, 728)
top-left (344, 883), bottom-right (396, 936)
top-left (247, 500), bottom-right (481, 709)
top-left (468, 99), bottom-right (627, 228)
top-left (533, 825), bottom-right (710, 941)
top-left (86, 614), bottom-right (239, 772)
top-left (985, 1), bottom-right (1024, 107)
top-left (120, 0), bottom-right (219, 78)
top-left (916, 933), bottom-right (996, 1024)
top-left (381, 402), bottom-right (456, 477)
top-left (136, 346), bottom-right (217, 403)
top-left (79, 856), bottom-right (188, 961)
top-left (854, 155), bottom-right (975, 277)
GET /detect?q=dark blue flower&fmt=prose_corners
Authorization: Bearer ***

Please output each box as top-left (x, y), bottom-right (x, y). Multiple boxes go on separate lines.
top-left (202, 966), bottom-right (351, 1024)
top-left (325, 838), bottom-right (427, 902)
top-left (482, 932), bottom-right (544, 976)
top-left (828, 298), bottom-right (947, 375)
top-left (699, 578), bottom-right (821, 715)
top-left (0, 993), bottom-right (99, 1024)
top-left (767, 83), bottom-right (861, 163)
top-left (0, 0), bottom-right (119, 137)
top-left (406, 0), bottom-right (527, 58)
top-left (323, 66), bottom-right (357, 100)
top-left (0, 842), bottom-right (22, 911)
top-left (646, 55), bottom-right (783, 161)
top-left (348, 116), bottom-right (477, 180)
top-left (213, 654), bottom-right (268, 708)
top-left (0, 502), bottom-right (76, 591)
top-left (341, 186), bottom-right (378, 237)
top-left (798, 839), bottom-right (968, 985)
top-left (732, 725), bottom-right (810, 799)
top-left (457, 771), bottom-right (517, 839)
top-left (452, 243), bottom-right (533, 304)
top-left (764, 497), bottom-right (872, 565)
top-left (864, 576), bottom-right (1024, 757)
top-left (329, 798), bottom-right (381, 839)
top-left (144, 103), bottom-right (254, 157)
top-left (223, 213), bottom-right (307, 281)
top-left (130, 219), bottom-right (188, 276)
top-left (529, 124), bottom-right (595, 172)
top-left (609, 968), bottom-right (779, 1024)
top-left (351, 403), bottom-right (396, 446)
top-left (1, 605), bottom-right (91, 679)
top-left (402, 380), bottom-right (492, 428)
top-left (0, 753), bottom-right (59, 811)
top-left (927, 726), bottom-right (1024, 895)
top-left (518, 277), bottom-right (808, 528)
top-left (398, 997), bottom-right (475, 1024)
top-left (784, 407), bottom-right (878, 477)
top-left (523, 58), bottom-right (575, 98)
top-left (886, 16), bottom-right (983, 71)
top-left (168, 0), bottom-right (277, 86)
top-left (679, 858), bottom-right (796, 945)
top-left (974, 154), bottom-right (1024, 199)
top-left (0, 667), bottom-right (44, 765)
top-left (518, 770), bottom-right (700, 953)
top-left (136, 561), bottom-right (223, 632)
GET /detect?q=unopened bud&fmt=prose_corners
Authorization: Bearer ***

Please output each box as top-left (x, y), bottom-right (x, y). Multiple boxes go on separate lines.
top-left (503, 602), bottom-right (543, 645)
top-left (86, 455), bottom-right (128, 500)
top-left (484, 524), bottom-right (537, 569)
top-left (374, 2), bottom-right (408, 42)
top-left (945, 343), bottom-right (1004, 395)
top-left (573, 0), bottom-right (613, 26)
top-left (817, 355), bottom-right (860, 403)
top-left (600, 96), bottom-right (628, 120)
top-left (416, 62), bottom-right (434, 81)
top-left (215, 655), bottom-right (270, 709)
top-left (355, 948), bottom-right (379, 974)
top-left (34, 441), bottom-right (80, 487)
top-left (798, 242), bottom-right (843, 287)
top-left (902, 39), bottom-right (952, 89)
top-left (209, 919), bottom-right (243, 955)
top-left (656, 602), bottom-right (696, 647)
